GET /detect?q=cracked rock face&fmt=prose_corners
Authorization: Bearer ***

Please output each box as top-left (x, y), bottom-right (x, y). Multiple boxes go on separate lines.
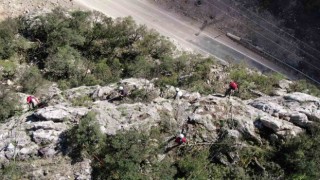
top-left (248, 92), bottom-right (320, 130)
top-left (1, 78), bottom-right (320, 179)
top-left (34, 105), bottom-right (89, 122)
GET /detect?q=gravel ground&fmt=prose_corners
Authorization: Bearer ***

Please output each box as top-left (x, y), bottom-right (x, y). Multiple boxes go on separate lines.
top-left (0, 0), bottom-right (82, 20)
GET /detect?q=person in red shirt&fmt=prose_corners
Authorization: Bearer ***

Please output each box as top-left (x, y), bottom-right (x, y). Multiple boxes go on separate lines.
top-left (27, 95), bottom-right (40, 109)
top-left (224, 81), bottom-right (238, 97)
top-left (175, 133), bottom-right (187, 145)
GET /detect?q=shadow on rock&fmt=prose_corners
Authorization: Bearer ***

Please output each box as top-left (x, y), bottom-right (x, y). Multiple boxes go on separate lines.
top-left (57, 127), bottom-right (83, 164)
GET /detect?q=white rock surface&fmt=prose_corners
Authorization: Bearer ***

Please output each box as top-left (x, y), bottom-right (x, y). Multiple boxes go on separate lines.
top-left (284, 92), bottom-right (320, 102)
top-left (278, 79), bottom-right (292, 89)
top-left (34, 104), bottom-right (88, 122)
top-left (259, 115), bottom-right (303, 136)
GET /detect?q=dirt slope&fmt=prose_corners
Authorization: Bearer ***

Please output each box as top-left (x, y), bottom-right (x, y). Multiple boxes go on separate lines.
top-left (0, 0), bottom-right (80, 20)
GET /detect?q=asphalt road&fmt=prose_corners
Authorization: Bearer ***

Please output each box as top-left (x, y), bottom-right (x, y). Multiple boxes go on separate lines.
top-left (75, 0), bottom-right (297, 79)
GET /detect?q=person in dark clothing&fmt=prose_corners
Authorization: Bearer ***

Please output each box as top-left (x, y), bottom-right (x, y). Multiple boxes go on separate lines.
top-left (118, 86), bottom-right (128, 99)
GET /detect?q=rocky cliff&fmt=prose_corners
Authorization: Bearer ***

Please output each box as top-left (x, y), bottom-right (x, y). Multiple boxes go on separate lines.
top-left (1, 78), bottom-right (319, 179)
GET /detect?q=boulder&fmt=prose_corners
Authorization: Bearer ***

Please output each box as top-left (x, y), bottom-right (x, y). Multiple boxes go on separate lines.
top-left (32, 129), bottom-right (62, 145)
top-left (284, 92), bottom-right (320, 103)
top-left (0, 118), bottom-right (39, 160)
top-left (45, 83), bottom-right (65, 105)
top-left (38, 147), bottom-right (56, 158)
top-left (226, 129), bottom-right (241, 140)
top-left (259, 116), bottom-right (303, 137)
top-left (17, 92), bottom-right (30, 112)
top-left (74, 159), bottom-right (92, 180)
top-left (120, 78), bottom-right (154, 90)
top-left (291, 103), bottom-right (320, 122)
top-left (160, 86), bottom-right (177, 99)
top-left (34, 104), bottom-right (88, 122)
top-left (188, 114), bottom-right (216, 131)
top-left (302, 110), bottom-right (320, 122)
top-left (272, 88), bottom-right (287, 96)
top-left (235, 117), bottom-right (262, 145)
top-left (249, 100), bottom-right (287, 116)
top-left (18, 144), bottom-right (39, 160)
top-left (31, 121), bottom-right (69, 131)
top-left (92, 101), bottom-right (122, 135)
top-left (7, 79), bottom-right (13, 86)
top-left (36, 83), bottom-right (62, 99)
top-left (157, 154), bottom-right (166, 162)
top-left (182, 92), bottom-right (201, 102)
top-left (289, 113), bottom-right (312, 128)
top-left (259, 116), bottom-right (284, 132)
top-left (92, 86), bottom-right (114, 100)
top-left (277, 79), bottom-right (292, 89)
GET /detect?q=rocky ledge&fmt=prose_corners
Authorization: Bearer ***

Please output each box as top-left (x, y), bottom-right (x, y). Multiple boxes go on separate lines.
top-left (1, 78), bottom-right (319, 179)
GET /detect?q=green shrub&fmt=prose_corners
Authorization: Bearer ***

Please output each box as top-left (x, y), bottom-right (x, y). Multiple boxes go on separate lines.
top-left (19, 66), bottom-right (45, 94)
top-left (229, 64), bottom-right (284, 99)
top-left (57, 79), bottom-right (71, 90)
top-left (290, 79), bottom-right (320, 97)
top-left (45, 46), bottom-right (84, 80)
top-left (176, 149), bottom-right (211, 179)
top-left (106, 58), bottom-right (122, 82)
top-left (128, 88), bottom-right (157, 103)
top-left (155, 73), bottom-right (179, 87)
top-left (136, 29), bottom-right (175, 59)
top-left (0, 18), bottom-right (18, 59)
top-left (158, 110), bottom-right (177, 134)
top-left (92, 130), bottom-right (159, 179)
top-left (81, 74), bottom-right (102, 86)
top-left (16, 8), bottom-right (220, 92)
top-left (0, 86), bottom-right (20, 122)
top-left (71, 95), bottom-right (93, 107)
top-left (188, 80), bottom-right (213, 95)
top-left (93, 61), bottom-right (113, 84)
top-left (64, 111), bottom-right (105, 161)
top-left (0, 161), bottom-right (22, 179)
top-left (276, 125), bottom-right (320, 179)
top-left (0, 60), bottom-right (17, 79)
top-left (124, 56), bottom-right (154, 78)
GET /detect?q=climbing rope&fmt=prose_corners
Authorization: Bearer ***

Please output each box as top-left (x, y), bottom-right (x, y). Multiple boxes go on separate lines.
top-left (226, 95), bottom-right (235, 129)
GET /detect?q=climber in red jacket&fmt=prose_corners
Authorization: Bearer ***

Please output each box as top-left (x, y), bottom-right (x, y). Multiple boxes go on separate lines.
top-left (27, 95), bottom-right (40, 109)
top-left (175, 133), bottom-right (187, 145)
top-left (224, 81), bottom-right (238, 97)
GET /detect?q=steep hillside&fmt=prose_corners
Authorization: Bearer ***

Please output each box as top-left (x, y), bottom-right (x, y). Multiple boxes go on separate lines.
top-left (1, 78), bottom-right (320, 179)
top-left (1, 8), bottom-right (320, 179)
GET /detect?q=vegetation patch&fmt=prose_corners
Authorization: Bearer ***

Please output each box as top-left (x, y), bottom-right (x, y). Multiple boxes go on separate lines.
top-left (289, 79), bottom-right (320, 97)
top-left (228, 64), bottom-right (284, 99)
top-left (71, 95), bottom-right (93, 107)
top-left (0, 85), bottom-right (21, 122)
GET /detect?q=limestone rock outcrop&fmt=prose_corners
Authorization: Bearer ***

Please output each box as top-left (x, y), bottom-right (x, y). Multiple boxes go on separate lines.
top-left (1, 78), bottom-right (320, 179)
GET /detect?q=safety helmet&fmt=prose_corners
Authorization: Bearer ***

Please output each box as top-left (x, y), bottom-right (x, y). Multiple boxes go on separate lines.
top-left (176, 88), bottom-right (180, 92)
top-left (119, 86), bottom-right (124, 90)
top-left (179, 134), bottom-right (184, 138)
